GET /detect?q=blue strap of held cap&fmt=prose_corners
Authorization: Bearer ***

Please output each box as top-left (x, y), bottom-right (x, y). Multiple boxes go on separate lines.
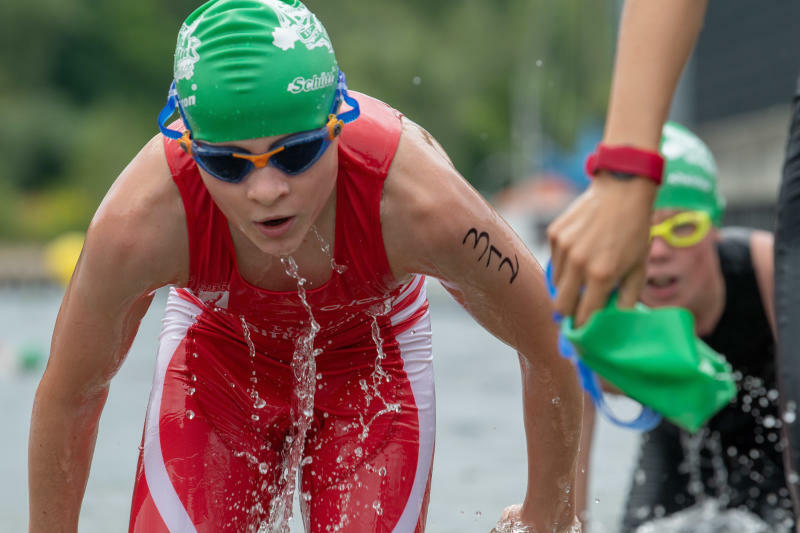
top-left (545, 260), bottom-right (662, 431)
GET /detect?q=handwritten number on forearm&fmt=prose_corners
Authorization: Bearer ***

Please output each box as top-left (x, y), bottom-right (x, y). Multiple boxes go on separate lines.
top-left (487, 246), bottom-right (502, 268)
top-left (462, 228), bottom-right (519, 284)
top-left (499, 254), bottom-right (519, 284)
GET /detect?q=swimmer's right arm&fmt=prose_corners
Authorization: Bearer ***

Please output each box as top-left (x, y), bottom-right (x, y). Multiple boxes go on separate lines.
top-left (547, 0), bottom-right (708, 326)
top-left (28, 135), bottom-right (188, 532)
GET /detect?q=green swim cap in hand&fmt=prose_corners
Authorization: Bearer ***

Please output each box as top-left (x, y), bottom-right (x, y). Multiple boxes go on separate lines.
top-left (562, 297), bottom-right (736, 433)
top-left (173, 0), bottom-right (340, 142)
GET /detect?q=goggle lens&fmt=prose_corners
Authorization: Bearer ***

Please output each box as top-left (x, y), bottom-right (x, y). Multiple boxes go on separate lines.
top-left (197, 148), bottom-right (254, 183)
top-left (649, 211), bottom-right (712, 247)
top-left (271, 137), bottom-right (326, 174)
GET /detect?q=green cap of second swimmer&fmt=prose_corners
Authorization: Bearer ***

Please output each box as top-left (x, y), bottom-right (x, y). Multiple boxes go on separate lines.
top-left (655, 122), bottom-right (726, 226)
top-left (173, 0), bottom-right (339, 143)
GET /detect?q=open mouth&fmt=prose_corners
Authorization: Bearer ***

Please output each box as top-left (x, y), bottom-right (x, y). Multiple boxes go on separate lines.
top-left (260, 216), bottom-right (292, 227)
top-left (647, 276), bottom-right (678, 289)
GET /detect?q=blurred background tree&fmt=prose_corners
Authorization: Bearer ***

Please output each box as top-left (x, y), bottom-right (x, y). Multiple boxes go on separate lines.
top-left (0, 0), bottom-right (616, 242)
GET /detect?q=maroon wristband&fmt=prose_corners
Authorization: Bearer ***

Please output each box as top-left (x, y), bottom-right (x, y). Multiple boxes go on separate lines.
top-left (585, 143), bottom-right (665, 186)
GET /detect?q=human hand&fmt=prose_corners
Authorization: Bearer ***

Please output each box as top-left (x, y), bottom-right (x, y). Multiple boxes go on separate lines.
top-left (547, 174), bottom-right (656, 326)
top-left (491, 504), bottom-right (582, 533)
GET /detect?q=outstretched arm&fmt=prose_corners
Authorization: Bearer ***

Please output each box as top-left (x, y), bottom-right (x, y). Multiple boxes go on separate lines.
top-left (547, 0), bottom-right (708, 326)
top-left (383, 120), bottom-right (583, 531)
top-left (28, 136), bottom-right (187, 532)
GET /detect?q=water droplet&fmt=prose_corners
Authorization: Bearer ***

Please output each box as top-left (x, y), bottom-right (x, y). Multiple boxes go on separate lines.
top-left (251, 414), bottom-right (260, 421)
top-left (412, 76), bottom-right (421, 86)
top-left (258, 462), bottom-right (269, 474)
top-left (253, 397), bottom-right (267, 409)
top-left (186, 410), bottom-right (195, 420)
top-left (552, 396), bottom-right (561, 406)
top-left (372, 500), bottom-right (383, 515)
top-left (187, 387), bottom-right (196, 396)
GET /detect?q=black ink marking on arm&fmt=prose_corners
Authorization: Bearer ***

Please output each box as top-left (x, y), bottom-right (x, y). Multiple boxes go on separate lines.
top-left (462, 228), bottom-right (520, 284)
top-left (499, 254), bottom-right (519, 284)
top-left (463, 228), bottom-right (490, 261)
top-left (487, 245), bottom-right (502, 268)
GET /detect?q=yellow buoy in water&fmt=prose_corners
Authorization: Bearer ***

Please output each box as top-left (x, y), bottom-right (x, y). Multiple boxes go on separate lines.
top-left (44, 231), bottom-right (85, 287)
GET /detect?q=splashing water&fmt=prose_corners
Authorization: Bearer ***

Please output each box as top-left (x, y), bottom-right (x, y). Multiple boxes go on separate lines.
top-left (492, 515), bottom-right (582, 533)
top-left (311, 225), bottom-right (347, 274)
top-left (248, 256), bottom-right (322, 533)
top-left (240, 316), bottom-right (268, 417)
top-left (356, 300), bottom-right (401, 441)
top-left (633, 499), bottom-right (772, 533)
top-left (631, 417), bottom-right (794, 532)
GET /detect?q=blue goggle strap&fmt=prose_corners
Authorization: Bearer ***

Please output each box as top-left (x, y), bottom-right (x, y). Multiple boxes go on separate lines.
top-left (544, 260), bottom-right (662, 431)
top-left (157, 81), bottom-right (185, 140)
top-left (334, 70), bottom-right (360, 124)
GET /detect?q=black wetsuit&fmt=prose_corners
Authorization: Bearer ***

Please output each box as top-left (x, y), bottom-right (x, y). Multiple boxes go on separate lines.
top-left (621, 229), bottom-right (794, 532)
top-left (776, 78), bottom-right (800, 513)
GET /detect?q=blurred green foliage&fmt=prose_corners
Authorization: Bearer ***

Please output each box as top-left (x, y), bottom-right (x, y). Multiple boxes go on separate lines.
top-left (0, 0), bottom-right (616, 242)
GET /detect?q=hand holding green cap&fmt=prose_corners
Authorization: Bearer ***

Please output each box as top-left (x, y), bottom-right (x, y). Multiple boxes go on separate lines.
top-left (546, 262), bottom-right (736, 433)
top-left (562, 295), bottom-right (737, 433)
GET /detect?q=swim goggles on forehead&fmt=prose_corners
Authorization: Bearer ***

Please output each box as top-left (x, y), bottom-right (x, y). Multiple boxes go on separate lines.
top-left (157, 70), bottom-right (360, 182)
top-left (649, 210), bottom-right (712, 248)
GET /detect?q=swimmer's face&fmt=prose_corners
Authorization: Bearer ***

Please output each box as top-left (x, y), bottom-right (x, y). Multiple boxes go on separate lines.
top-left (197, 132), bottom-right (339, 257)
top-left (641, 209), bottom-right (720, 316)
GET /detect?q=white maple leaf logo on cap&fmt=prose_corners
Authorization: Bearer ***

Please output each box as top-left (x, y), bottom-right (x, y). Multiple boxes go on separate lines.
top-left (261, 0), bottom-right (333, 53)
top-left (273, 25), bottom-right (300, 50)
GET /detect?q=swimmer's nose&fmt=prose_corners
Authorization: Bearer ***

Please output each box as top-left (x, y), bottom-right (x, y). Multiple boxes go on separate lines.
top-left (648, 235), bottom-right (673, 262)
top-left (246, 167), bottom-right (290, 205)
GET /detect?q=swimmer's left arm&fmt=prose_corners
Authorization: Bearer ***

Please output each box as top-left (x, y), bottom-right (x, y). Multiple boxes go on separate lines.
top-left (382, 119), bottom-right (583, 532)
top-left (750, 230), bottom-right (775, 337)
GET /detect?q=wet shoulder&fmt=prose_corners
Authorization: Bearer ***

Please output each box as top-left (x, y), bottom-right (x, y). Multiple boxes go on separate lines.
top-left (704, 226), bottom-right (772, 370)
top-left (337, 92), bottom-right (403, 177)
top-left (87, 133), bottom-right (189, 287)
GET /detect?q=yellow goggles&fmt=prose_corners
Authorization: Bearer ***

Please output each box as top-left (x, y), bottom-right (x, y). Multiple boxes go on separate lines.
top-left (649, 211), bottom-right (712, 248)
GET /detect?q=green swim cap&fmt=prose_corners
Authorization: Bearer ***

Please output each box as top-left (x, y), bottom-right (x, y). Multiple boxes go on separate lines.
top-left (173, 0), bottom-right (339, 142)
top-left (656, 122), bottom-right (726, 226)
